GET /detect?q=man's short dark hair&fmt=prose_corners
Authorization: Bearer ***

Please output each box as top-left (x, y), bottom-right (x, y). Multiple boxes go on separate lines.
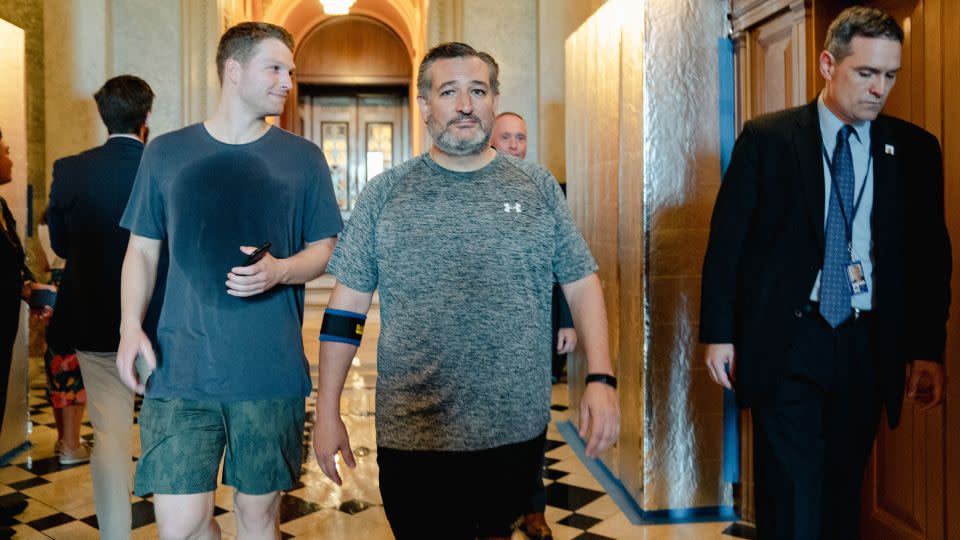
top-left (216, 22), bottom-right (295, 84)
top-left (824, 7), bottom-right (903, 61)
top-left (417, 42), bottom-right (500, 97)
top-left (94, 76), bottom-right (155, 135)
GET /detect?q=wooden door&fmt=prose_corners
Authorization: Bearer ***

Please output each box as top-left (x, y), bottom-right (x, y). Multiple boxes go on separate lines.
top-left (859, 1), bottom-right (946, 538)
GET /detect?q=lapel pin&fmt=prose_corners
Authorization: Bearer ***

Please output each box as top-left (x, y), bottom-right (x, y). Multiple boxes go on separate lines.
top-left (884, 144), bottom-right (895, 155)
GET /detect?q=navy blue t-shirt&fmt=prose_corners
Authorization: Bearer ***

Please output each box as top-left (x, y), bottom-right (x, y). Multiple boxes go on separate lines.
top-left (121, 124), bottom-right (341, 400)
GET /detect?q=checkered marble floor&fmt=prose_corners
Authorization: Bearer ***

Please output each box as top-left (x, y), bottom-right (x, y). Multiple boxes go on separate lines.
top-left (1, 312), bottom-right (754, 539)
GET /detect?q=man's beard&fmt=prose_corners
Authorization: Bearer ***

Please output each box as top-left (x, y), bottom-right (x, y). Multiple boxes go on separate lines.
top-left (427, 113), bottom-right (493, 156)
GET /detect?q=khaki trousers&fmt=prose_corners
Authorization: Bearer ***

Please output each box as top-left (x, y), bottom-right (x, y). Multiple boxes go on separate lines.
top-left (76, 350), bottom-right (133, 539)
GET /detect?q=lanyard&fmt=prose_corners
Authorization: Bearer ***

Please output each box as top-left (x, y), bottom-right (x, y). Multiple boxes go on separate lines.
top-left (821, 143), bottom-right (871, 245)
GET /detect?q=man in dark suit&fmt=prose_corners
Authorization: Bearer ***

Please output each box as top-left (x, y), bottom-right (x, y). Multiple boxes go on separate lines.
top-left (46, 75), bottom-right (165, 539)
top-left (701, 7), bottom-right (951, 539)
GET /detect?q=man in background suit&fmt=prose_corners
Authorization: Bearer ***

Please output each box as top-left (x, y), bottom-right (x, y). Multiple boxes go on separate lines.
top-left (46, 75), bottom-right (165, 539)
top-left (701, 7), bottom-right (951, 538)
top-left (490, 111), bottom-right (578, 540)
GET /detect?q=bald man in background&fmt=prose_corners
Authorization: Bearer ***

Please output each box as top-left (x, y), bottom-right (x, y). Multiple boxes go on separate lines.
top-left (491, 112), bottom-right (528, 161)
top-left (491, 111), bottom-right (577, 540)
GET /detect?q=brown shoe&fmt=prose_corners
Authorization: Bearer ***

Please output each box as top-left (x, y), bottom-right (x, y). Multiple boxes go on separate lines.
top-left (521, 512), bottom-right (553, 540)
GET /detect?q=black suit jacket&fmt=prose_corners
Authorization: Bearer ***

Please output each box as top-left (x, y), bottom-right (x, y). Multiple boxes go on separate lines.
top-left (700, 101), bottom-right (951, 428)
top-left (46, 137), bottom-right (166, 352)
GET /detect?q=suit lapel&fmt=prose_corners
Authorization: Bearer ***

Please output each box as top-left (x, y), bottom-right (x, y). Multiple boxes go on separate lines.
top-left (793, 102), bottom-right (826, 249)
top-left (870, 116), bottom-right (900, 246)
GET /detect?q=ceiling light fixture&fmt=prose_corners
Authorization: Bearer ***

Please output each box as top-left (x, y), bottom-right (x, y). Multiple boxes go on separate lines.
top-left (319, 0), bottom-right (356, 15)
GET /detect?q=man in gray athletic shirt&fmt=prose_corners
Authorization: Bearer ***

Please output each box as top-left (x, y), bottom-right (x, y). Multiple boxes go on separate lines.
top-left (118, 23), bottom-right (341, 539)
top-left (314, 42), bottom-right (620, 539)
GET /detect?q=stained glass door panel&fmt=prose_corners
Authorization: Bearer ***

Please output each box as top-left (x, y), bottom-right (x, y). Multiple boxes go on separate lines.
top-left (321, 122), bottom-right (349, 210)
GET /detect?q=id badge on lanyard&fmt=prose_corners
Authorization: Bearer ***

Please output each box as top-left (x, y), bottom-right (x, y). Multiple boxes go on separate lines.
top-left (823, 144), bottom-right (872, 296)
top-left (846, 249), bottom-right (868, 295)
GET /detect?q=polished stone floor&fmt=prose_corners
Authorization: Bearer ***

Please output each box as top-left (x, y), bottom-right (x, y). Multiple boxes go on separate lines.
top-left (0, 308), bottom-right (751, 539)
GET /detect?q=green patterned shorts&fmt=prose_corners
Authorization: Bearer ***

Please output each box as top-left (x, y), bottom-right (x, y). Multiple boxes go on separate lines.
top-left (134, 397), bottom-right (305, 496)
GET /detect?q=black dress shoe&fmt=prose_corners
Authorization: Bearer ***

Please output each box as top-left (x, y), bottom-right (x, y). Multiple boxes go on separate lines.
top-left (521, 512), bottom-right (554, 540)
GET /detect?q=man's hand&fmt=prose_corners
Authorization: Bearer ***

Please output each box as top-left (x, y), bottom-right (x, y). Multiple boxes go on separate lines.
top-left (117, 324), bottom-right (156, 394)
top-left (907, 359), bottom-right (947, 411)
top-left (226, 246), bottom-right (289, 297)
top-left (313, 410), bottom-right (356, 486)
top-left (557, 328), bottom-right (578, 354)
top-left (579, 380), bottom-right (620, 458)
top-left (25, 282), bottom-right (56, 320)
top-left (705, 343), bottom-right (736, 390)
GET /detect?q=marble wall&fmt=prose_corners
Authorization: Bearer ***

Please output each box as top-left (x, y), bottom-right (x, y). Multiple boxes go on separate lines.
top-left (459, 0), bottom-right (539, 164)
top-left (43, 0), bottom-right (109, 182)
top-left (43, 0), bottom-right (184, 192)
top-left (111, 1), bottom-right (184, 136)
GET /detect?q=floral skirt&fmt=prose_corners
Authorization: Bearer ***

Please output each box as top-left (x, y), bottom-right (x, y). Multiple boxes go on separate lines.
top-left (44, 347), bottom-right (86, 408)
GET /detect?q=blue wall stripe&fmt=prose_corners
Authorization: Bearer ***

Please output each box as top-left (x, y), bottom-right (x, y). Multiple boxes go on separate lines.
top-left (0, 441), bottom-right (32, 467)
top-left (556, 421), bottom-right (737, 525)
top-left (717, 36), bottom-right (741, 485)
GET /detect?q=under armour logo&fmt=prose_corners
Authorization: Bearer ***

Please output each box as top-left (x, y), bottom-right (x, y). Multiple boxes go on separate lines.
top-left (504, 203), bottom-right (522, 213)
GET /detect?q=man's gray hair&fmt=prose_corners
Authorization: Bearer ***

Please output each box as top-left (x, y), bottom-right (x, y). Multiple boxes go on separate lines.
top-left (417, 42), bottom-right (500, 97)
top-left (824, 7), bottom-right (903, 61)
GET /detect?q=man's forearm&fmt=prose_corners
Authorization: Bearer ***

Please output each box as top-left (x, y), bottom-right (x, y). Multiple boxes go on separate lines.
top-left (316, 282), bottom-right (374, 412)
top-left (561, 273), bottom-right (614, 375)
top-left (317, 342), bottom-right (358, 413)
top-left (280, 237), bottom-right (336, 286)
top-left (120, 240), bottom-right (160, 333)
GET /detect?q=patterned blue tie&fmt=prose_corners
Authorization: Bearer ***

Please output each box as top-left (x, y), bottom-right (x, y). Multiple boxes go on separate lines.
top-left (820, 124), bottom-right (856, 327)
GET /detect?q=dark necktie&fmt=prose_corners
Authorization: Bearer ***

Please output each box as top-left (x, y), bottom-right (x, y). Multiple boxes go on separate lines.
top-left (820, 124), bottom-right (856, 327)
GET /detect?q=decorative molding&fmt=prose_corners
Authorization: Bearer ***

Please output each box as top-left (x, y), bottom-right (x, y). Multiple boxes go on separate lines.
top-left (731, 0), bottom-right (809, 33)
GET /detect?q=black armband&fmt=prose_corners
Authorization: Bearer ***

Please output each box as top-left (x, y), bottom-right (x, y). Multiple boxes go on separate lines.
top-left (585, 373), bottom-right (617, 389)
top-left (319, 309), bottom-right (366, 347)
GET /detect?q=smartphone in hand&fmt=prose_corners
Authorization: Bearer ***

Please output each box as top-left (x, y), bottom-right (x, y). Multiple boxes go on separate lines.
top-left (243, 242), bottom-right (272, 267)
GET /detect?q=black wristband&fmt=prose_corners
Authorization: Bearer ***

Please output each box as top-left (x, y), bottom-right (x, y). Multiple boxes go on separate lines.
top-left (585, 373), bottom-right (617, 389)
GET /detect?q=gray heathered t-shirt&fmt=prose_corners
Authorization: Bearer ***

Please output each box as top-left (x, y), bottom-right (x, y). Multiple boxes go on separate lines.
top-left (326, 151), bottom-right (598, 451)
top-left (121, 124), bottom-right (342, 400)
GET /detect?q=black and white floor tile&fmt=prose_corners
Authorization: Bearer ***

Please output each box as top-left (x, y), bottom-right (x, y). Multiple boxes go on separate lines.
top-left (0, 315), bottom-right (753, 539)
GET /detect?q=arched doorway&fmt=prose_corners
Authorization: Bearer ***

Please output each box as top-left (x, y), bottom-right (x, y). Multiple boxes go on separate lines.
top-left (291, 15), bottom-right (412, 217)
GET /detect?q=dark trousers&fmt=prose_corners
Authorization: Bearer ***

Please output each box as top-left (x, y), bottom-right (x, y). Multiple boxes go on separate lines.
top-left (524, 442), bottom-right (548, 514)
top-left (0, 298), bottom-right (22, 434)
top-left (378, 430), bottom-right (546, 539)
top-left (752, 306), bottom-right (881, 540)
